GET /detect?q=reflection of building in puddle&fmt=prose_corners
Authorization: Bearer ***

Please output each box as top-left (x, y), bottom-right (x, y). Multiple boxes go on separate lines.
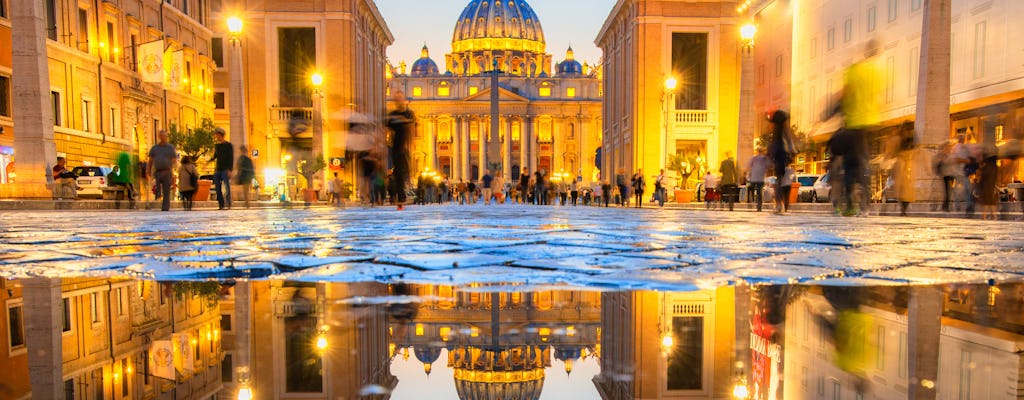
top-left (0, 278), bottom-right (223, 399)
top-left (227, 281), bottom-right (396, 399)
top-left (389, 284), bottom-right (601, 400)
top-left (593, 287), bottom-right (737, 399)
top-left (784, 284), bottom-right (1024, 400)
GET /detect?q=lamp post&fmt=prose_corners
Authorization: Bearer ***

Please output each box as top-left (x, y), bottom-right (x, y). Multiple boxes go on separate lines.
top-left (662, 77), bottom-right (678, 174)
top-left (311, 72), bottom-right (325, 196)
top-left (227, 16), bottom-right (248, 170)
top-left (738, 23), bottom-right (757, 175)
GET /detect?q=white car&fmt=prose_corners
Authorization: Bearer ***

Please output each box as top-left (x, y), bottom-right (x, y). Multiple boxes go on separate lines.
top-left (812, 173), bottom-right (831, 202)
top-left (795, 174), bottom-right (821, 202)
top-left (72, 166), bottom-right (112, 198)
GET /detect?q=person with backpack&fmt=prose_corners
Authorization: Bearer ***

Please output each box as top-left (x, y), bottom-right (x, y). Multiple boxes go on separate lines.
top-left (177, 156), bottom-right (199, 211)
top-left (148, 130), bottom-right (178, 211)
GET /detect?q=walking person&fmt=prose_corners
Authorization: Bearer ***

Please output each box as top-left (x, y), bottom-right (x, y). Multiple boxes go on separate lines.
top-left (830, 40), bottom-right (882, 216)
top-left (601, 180), bottom-right (611, 207)
top-left (235, 146), bottom-right (255, 208)
top-left (616, 172), bottom-right (629, 207)
top-left (570, 179), bottom-right (580, 206)
top-left (747, 148), bottom-right (769, 211)
top-left (534, 170), bottom-right (546, 205)
top-left (481, 170), bottom-right (494, 205)
top-left (519, 168), bottom-right (530, 204)
top-left (952, 137), bottom-right (978, 216)
top-left (704, 170), bottom-right (718, 210)
top-left (719, 152), bottom-right (738, 211)
top-left (148, 130), bottom-right (178, 211)
top-left (933, 143), bottom-right (957, 212)
top-left (330, 172), bottom-right (345, 207)
top-left (654, 169), bottom-right (667, 207)
top-left (210, 128), bottom-right (234, 210)
top-left (109, 152), bottom-right (137, 209)
top-left (386, 92), bottom-right (415, 210)
top-left (776, 166), bottom-right (796, 213)
top-left (632, 169), bottom-right (645, 208)
top-left (178, 156), bottom-right (199, 211)
top-left (767, 110), bottom-right (797, 213)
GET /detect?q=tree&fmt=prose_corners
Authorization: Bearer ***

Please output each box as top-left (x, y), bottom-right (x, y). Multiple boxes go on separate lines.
top-left (168, 117), bottom-right (217, 168)
top-left (297, 153), bottom-right (326, 189)
top-left (668, 153), bottom-right (699, 189)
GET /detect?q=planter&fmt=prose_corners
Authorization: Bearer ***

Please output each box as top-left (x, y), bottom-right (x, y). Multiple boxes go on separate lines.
top-left (192, 180), bottom-right (212, 201)
top-left (674, 189), bottom-right (695, 203)
top-left (789, 182), bottom-right (801, 204)
top-left (303, 188), bottom-right (318, 204)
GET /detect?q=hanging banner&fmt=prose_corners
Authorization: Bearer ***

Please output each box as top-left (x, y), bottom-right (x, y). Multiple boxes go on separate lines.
top-left (164, 50), bottom-right (184, 91)
top-left (149, 340), bottom-right (176, 381)
top-left (137, 40), bottom-right (165, 83)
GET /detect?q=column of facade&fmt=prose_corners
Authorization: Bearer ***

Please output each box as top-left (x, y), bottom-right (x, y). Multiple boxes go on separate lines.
top-left (520, 116), bottom-right (530, 175)
top-left (462, 117), bottom-right (471, 181)
top-left (478, 118), bottom-right (487, 180)
top-left (426, 116), bottom-right (436, 172)
top-left (579, 116), bottom-right (588, 183)
top-left (452, 116), bottom-right (462, 181)
top-left (528, 118), bottom-right (538, 173)
top-left (503, 117), bottom-right (513, 180)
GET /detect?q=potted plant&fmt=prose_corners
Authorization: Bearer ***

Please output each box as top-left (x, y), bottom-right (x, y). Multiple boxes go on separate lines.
top-left (167, 118), bottom-right (217, 201)
top-left (668, 152), bottom-right (698, 202)
top-left (298, 153), bottom-right (326, 205)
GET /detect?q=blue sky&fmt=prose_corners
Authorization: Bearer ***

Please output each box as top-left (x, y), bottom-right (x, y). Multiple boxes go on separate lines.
top-left (376, 0), bottom-right (619, 69)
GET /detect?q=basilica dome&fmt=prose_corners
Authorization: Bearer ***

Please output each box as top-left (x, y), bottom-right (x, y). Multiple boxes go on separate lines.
top-left (555, 47), bottom-right (583, 76)
top-left (447, 0), bottom-right (552, 77)
top-left (410, 45), bottom-right (440, 76)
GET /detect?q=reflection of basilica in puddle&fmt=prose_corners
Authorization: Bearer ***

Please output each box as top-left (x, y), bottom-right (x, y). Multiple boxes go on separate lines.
top-left (3, 279), bottom-right (1024, 399)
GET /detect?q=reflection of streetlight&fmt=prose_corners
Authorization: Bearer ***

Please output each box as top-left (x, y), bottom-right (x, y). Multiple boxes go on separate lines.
top-left (236, 365), bottom-right (253, 400)
top-left (662, 76), bottom-right (679, 172)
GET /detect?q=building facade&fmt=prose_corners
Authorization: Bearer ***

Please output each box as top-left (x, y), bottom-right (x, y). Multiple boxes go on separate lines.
top-left (0, 0), bottom-right (215, 196)
top-left (211, 0), bottom-right (392, 199)
top-left (597, 0), bottom-right (743, 196)
top-left (388, 0), bottom-right (603, 187)
top-left (1, 278), bottom-right (224, 399)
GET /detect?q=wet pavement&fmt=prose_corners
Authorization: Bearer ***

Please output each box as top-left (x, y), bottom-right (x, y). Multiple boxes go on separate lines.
top-left (2, 205), bottom-right (1022, 288)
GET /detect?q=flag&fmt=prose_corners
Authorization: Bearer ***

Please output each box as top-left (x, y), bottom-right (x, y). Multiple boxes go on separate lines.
top-left (137, 40), bottom-right (164, 83)
top-left (173, 333), bottom-right (194, 374)
top-left (164, 50), bottom-right (184, 91)
top-left (149, 340), bottom-right (176, 380)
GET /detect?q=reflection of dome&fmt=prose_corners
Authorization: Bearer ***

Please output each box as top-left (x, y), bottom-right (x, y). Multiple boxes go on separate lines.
top-left (556, 47), bottom-right (583, 76)
top-left (452, 0), bottom-right (545, 46)
top-left (411, 46), bottom-right (440, 76)
top-left (449, 345), bottom-right (549, 400)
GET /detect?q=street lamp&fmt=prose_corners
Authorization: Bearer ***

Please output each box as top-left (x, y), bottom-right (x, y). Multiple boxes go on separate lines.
top-left (227, 15), bottom-right (248, 180)
top-left (311, 72), bottom-right (325, 197)
top-left (662, 76), bottom-right (679, 174)
top-left (738, 22), bottom-right (757, 176)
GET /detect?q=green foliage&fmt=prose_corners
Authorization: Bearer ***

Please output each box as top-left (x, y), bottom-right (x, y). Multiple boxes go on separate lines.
top-left (168, 117), bottom-right (217, 167)
top-left (298, 154), bottom-right (326, 189)
top-left (172, 281), bottom-right (221, 308)
top-left (340, 181), bottom-right (354, 198)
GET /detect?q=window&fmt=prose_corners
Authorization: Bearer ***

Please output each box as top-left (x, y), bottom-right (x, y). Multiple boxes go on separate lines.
top-left (90, 292), bottom-right (102, 324)
top-left (277, 27), bottom-right (316, 107)
top-left (775, 55), bottom-right (783, 77)
top-left (437, 86), bottom-right (450, 97)
top-left (92, 368), bottom-right (104, 400)
top-left (46, 0), bottom-right (58, 40)
top-left (62, 297), bottom-right (72, 333)
top-left (0, 75), bottom-right (10, 117)
top-left (566, 87), bottom-right (576, 97)
top-left (810, 38), bottom-right (818, 59)
top-left (212, 38), bottom-right (224, 68)
top-left (974, 21), bottom-right (986, 79)
top-left (666, 316), bottom-right (703, 390)
top-left (129, 34), bottom-right (138, 71)
top-left (221, 353), bottom-right (233, 382)
top-left (78, 8), bottom-right (90, 53)
top-left (959, 350), bottom-right (972, 399)
top-left (898, 332), bottom-right (908, 378)
top-left (876, 326), bottom-right (886, 370)
top-left (116, 287), bottom-right (125, 316)
top-left (181, 0), bottom-right (189, 15)
top-left (109, 107), bottom-right (120, 138)
top-left (220, 314), bottom-right (232, 331)
top-left (81, 99), bottom-right (93, 132)
top-left (867, 6), bottom-right (877, 32)
top-left (469, 86), bottom-right (479, 95)
top-left (909, 46), bottom-right (919, 96)
top-left (538, 87), bottom-right (551, 97)
top-left (51, 91), bottom-right (62, 127)
top-left (885, 55), bottom-right (895, 103)
top-left (888, 0), bottom-right (898, 22)
top-left (197, 0), bottom-right (206, 24)
top-left (670, 32), bottom-right (709, 110)
top-left (185, 61), bottom-right (192, 93)
top-left (827, 28), bottom-right (835, 50)
top-left (7, 302), bottom-right (24, 350)
top-left (911, 0), bottom-right (922, 11)
top-left (106, 22), bottom-right (116, 63)
top-left (64, 379), bottom-right (75, 399)
top-left (0, 0), bottom-right (7, 19)
top-left (844, 18), bottom-right (853, 42)
top-left (120, 359), bottom-right (129, 396)
top-left (412, 87), bottom-right (422, 97)
top-left (214, 92), bottom-right (225, 109)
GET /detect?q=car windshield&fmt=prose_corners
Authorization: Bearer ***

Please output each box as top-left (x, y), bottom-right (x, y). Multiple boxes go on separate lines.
top-left (797, 176), bottom-right (818, 186)
top-left (72, 167), bottom-right (104, 177)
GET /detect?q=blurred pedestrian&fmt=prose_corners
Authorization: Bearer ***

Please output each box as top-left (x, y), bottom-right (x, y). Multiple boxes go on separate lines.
top-left (893, 123), bottom-right (916, 216)
top-left (210, 127), bottom-right (234, 210)
top-left (704, 170), bottom-right (718, 210)
top-left (775, 166), bottom-right (795, 213)
top-left (631, 169), bottom-right (645, 208)
top-left (110, 152), bottom-right (137, 209)
top-left (571, 178), bottom-right (580, 206)
top-left (482, 169), bottom-right (494, 205)
top-left (830, 40), bottom-right (882, 216)
top-left (952, 137), bottom-right (978, 215)
top-left (979, 142), bottom-right (1000, 220)
top-left (601, 180), bottom-right (611, 207)
top-left (616, 172), bottom-right (629, 207)
top-left (719, 152), bottom-right (738, 211)
top-left (654, 169), bottom-right (666, 207)
top-left (177, 156), bottom-right (198, 211)
top-left (767, 110), bottom-right (796, 213)
top-left (235, 145), bottom-right (255, 208)
top-left (534, 170), bottom-right (546, 205)
top-left (386, 92), bottom-right (415, 210)
top-left (933, 143), bottom-right (958, 212)
top-left (747, 148), bottom-right (769, 211)
top-left (330, 172), bottom-right (345, 207)
top-left (148, 130), bottom-right (178, 211)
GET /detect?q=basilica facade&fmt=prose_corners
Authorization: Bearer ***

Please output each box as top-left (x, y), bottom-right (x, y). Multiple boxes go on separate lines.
top-left (387, 0), bottom-right (603, 185)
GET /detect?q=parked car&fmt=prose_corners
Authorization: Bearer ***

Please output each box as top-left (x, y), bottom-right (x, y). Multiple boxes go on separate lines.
top-left (72, 166), bottom-right (112, 198)
top-left (812, 173), bottom-right (831, 202)
top-left (795, 174), bottom-right (821, 202)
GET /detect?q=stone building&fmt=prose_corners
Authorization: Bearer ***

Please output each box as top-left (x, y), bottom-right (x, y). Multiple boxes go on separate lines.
top-left (0, 0), bottom-right (215, 196)
top-left (596, 0), bottom-right (743, 196)
top-left (0, 278), bottom-right (224, 399)
top-left (387, 0), bottom-right (603, 187)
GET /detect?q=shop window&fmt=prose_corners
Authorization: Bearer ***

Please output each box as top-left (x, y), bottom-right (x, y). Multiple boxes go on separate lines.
top-left (7, 301), bottom-right (24, 350)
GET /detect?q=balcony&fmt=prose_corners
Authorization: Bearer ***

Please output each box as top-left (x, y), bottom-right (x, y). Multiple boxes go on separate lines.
top-left (672, 110), bottom-right (713, 125)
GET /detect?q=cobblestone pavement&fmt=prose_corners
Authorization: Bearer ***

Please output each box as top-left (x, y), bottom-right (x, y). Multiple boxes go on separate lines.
top-left (1, 205), bottom-right (1022, 289)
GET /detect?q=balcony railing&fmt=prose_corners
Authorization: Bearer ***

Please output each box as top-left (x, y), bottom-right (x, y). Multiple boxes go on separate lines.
top-left (270, 106), bottom-right (313, 125)
top-left (672, 110), bottom-right (713, 125)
